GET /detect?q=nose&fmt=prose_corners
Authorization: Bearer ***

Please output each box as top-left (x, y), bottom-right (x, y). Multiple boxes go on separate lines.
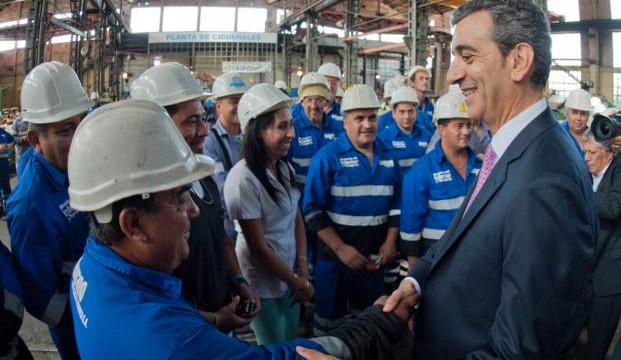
top-left (187, 198), bottom-right (200, 219)
top-left (447, 59), bottom-right (465, 86)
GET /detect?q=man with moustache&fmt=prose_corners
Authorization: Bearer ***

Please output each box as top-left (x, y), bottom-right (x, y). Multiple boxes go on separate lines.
top-left (384, 0), bottom-right (596, 358)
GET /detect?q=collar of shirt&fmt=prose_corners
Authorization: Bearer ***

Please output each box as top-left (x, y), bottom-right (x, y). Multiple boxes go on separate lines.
top-left (432, 139), bottom-right (476, 166)
top-left (213, 119), bottom-right (231, 138)
top-left (86, 236), bottom-right (183, 300)
top-left (592, 157), bottom-right (614, 192)
top-left (490, 98), bottom-right (547, 164)
top-left (295, 111), bottom-right (326, 130)
top-left (33, 150), bottom-right (68, 190)
top-left (387, 122), bottom-right (424, 138)
top-left (335, 132), bottom-right (386, 156)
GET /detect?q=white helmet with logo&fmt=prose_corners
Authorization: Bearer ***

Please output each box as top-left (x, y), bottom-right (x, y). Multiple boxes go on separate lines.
top-left (212, 72), bottom-right (248, 99)
top-left (299, 72), bottom-right (331, 100)
top-left (237, 83), bottom-right (295, 132)
top-left (21, 61), bottom-right (93, 124)
top-left (341, 84), bottom-right (380, 113)
top-left (131, 62), bottom-right (209, 107)
top-left (318, 63), bottom-right (342, 79)
top-left (433, 88), bottom-right (469, 124)
top-left (274, 80), bottom-right (287, 90)
top-left (391, 86), bottom-right (419, 108)
top-left (68, 100), bottom-right (215, 223)
top-left (565, 89), bottom-right (591, 112)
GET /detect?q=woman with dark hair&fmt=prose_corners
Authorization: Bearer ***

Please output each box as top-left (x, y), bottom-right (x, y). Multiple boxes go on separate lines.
top-left (224, 84), bottom-right (314, 345)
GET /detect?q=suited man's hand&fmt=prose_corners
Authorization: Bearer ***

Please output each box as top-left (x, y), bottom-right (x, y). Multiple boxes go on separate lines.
top-left (383, 279), bottom-right (418, 313)
top-left (296, 346), bottom-right (340, 360)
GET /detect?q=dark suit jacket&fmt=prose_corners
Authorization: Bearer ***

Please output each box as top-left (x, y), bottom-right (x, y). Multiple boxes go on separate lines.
top-left (593, 154), bottom-right (621, 297)
top-left (408, 107), bottom-right (597, 359)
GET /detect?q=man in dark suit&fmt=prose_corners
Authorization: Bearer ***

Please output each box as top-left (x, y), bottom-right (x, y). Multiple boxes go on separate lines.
top-left (581, 131), bottom-right (621, 359)
top-left (384, 0), bottom-right (597, 358)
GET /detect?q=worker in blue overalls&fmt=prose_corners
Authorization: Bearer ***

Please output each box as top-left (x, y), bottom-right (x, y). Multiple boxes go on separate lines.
top-left (7, 62), bottom-right (93, 360)
top-left (304, 84), bottom-right (401, 335)
top-left (378, 86), bottom-right (432, 175)
top-left (407, 65), bottom-right (435, 133)
top-left (203, 72), bottom-right (248, 242)
top-left (400, 90), bottom-right (482, 265)
top-left (290, 72), bottom-right (343, 277)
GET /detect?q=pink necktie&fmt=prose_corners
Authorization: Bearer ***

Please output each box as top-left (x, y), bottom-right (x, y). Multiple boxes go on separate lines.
top-left (464, 144), bottom-right (496, 214)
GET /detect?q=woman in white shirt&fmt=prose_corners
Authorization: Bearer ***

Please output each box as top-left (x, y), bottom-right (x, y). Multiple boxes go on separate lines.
top-left (224, 84), bottom-right (314, 345)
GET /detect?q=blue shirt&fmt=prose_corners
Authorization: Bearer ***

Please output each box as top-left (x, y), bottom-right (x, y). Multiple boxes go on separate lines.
top-left (560, 120), bottom-right (586, 159)
top-left (7, 151), bottom-right (89, 326)
top-left (0, 128), bottom-right (13, 158)
top-left (325, 102), bottom-right (343, 124)
top-left (417, 98), bottom-right (435, 133)
top-left (378, 111), bottom-right (395, 131)
top-left (71, 237), bottom-right (325, 360)
top-left (289, 112), bottom-right (342, 184)
top-left (203, 119), bottom-right (242, 238)
top-left (378, 123), bottom-right (432, 175)
top-left (303, 134), bottom-right (401, 257)
top-left (400, 141), bottom-right (481, 257)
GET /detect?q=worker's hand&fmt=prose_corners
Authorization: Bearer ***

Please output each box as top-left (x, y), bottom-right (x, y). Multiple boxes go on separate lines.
top-left (236, 282), bottom-right (261, 318)
top-left (296, 346), bottom-right (340, 360)
top-left (290, 276), bottom-right (314, 305)
top-left (216, 296), bottom-right (252, 333)
top-left (612, 135), bottom-right (621, 152)
top-left (378, 241), bottom-right (398, 266)
top-left (383, 280), bottom-right (419, 314)
top-left (336, 244), bottom-right (369, 269)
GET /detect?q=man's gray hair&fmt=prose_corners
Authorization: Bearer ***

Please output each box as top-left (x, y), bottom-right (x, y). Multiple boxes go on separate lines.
top-left (451, 0), bottom-right (551, 91)
top-left (583, 128), bottom-right (614, 153)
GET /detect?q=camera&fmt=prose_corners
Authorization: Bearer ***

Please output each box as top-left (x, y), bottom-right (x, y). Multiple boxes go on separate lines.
top-left (592, 113), bottom-right (621, 142)
top-left (235, 299), bottom-right (256, 318)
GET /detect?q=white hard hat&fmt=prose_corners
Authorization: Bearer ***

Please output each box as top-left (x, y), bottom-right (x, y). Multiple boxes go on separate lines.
top-left (391, 86), bottom-right (419, 108)
top-left (341, 84), bottom-right (380, 113)
top-left (383, 78), bottom-right (399, 99)
top-left (336, 87), bottom-right (344, 98)
top-left (130, 62), bottom-right (209, 107)
top-left (274, 80), bottom-right (287, 90)
top-left (299, 72), bottom-right (331, 100)
top-left (68, 100), bottom-right (215, 223)
top-left (21, 61), bottom-right (93, 124)
top-left (212, 72), bottom-right (248, 99)
top-left (90, 92), bottom-right (99, 101)
top-left (237, 83), bottom-right (296, 132)
top-left (318, 63), bottom-right (342, 79)
top-left (433, 91), bottom-right (469, 124)
top-left (565, 89), bottom-right (591, 112)
top-left (408, 65), bottom-right (431, 80)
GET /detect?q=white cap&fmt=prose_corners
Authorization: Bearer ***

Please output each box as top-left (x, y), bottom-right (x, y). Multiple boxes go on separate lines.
top-left (130, 62), bottom-right (209, 107)
top-left (383, 78), bottom-right (399, 99)
top-left (299, 72), bottom-right (331, 100)
top-left (391, 86), bottom-right (419, 108)
top-left (68, 100), bottom-right (215, 223)
top-left (341, 84), bottom-right (380, 113)
top-left (212, 72), bottom-right (248, 99)
top-left (21, 61), bottom-right (93, 124)
top-left (237, 83), bottom-right (295, 132)
top-left (274, 80), bottom-right (287, 90)
top-left (318, 63), bottom-right (342, 79)
top-left (565, 89), bottom-right (591, 112)
top-left (433, 91), bottom-right (469, 124)
top-left (407, 65), bottom-right (431, 80)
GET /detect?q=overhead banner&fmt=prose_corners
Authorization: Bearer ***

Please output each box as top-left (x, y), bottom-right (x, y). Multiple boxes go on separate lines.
top-left (223, 62), bottom-right (272, 73)
top-left (148, 32), bottom-right (277, 44)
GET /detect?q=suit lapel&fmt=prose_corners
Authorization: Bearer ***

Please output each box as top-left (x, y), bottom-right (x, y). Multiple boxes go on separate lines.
top-left (431, 108), bottom-right (557, 266)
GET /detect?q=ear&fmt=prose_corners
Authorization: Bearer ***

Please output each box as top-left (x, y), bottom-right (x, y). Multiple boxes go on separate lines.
top-left (27, 130), bottom-right (43, 154)
top-left (509, 43), bottom-right (535, 83)
top-left (118, 208), bottom-right (149, 244)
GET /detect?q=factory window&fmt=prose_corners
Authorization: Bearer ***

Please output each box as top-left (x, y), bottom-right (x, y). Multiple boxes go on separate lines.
top-left (237, 8), bottom-right (267, 32)
top-left (200, 7), bottom-right (235, 31)
top-left (547, 0), bottom-right (579, 22)
top-left (163, 6), bottom-right (198, 31)
top-left (130, 7), bottom-right (161, 33)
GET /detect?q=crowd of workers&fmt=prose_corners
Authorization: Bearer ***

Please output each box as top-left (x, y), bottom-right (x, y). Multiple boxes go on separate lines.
top-left (1, 0), bottom-right (621, 359)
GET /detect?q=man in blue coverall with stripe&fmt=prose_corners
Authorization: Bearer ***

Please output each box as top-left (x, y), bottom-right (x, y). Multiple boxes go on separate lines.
top-left (68, 100), bottom-right (416, 360)
top-left (304, 84), bottom-right (402, 336)
top-left (7, 62), bottom-right (93, 360)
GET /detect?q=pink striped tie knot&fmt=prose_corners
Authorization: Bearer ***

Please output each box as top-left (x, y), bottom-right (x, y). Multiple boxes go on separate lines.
top-left (465, 144), bottom-right (496, 213)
